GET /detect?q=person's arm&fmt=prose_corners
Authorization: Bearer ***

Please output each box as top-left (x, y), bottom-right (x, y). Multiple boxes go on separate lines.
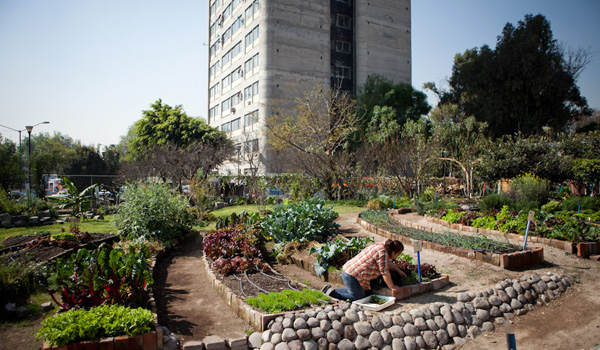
top-left (382, 272), bottom-right (402, 294)
top-left (388, 258), bottom-right (407, 278)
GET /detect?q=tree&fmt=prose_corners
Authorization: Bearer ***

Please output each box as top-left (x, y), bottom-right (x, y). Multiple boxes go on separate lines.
top-left (63, 145), bottom-right (110, 191)
top-left (28, 132), bottom-right (77, 197)
top-left (444, 14), bottom-right (591, 137)
top-left (266, 83), bottom-right (364, 199)
top-left (0, 137), bottom-right (24, 191)
top-left (123, 99), bottom-right (234, 186)
top-left (359, 75), bottom-right (431, 141)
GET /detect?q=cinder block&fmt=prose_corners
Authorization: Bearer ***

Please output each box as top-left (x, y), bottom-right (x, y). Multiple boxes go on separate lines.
top-left (182, 341), bottom-right (205, 350)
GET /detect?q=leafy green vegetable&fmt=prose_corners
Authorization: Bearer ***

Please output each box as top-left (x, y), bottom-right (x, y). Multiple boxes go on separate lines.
top-left (37, 304), bottom-right (154, 346)
top-left (245, 289), bottom-right (330, 313)
top-left (310, 237), bottom-right (373, 276)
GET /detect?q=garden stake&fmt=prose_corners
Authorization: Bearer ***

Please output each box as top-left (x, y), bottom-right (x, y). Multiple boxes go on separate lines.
top-left (414, 240), bottom-right (422, 282)
top-left (522, 211), bottom-right (534, 250)
top-left (505, 320), bottom-right (517, 350)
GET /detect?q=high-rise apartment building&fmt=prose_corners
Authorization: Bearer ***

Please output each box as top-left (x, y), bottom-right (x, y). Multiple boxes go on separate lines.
top-left (207, 0), bottom-right (411, 174)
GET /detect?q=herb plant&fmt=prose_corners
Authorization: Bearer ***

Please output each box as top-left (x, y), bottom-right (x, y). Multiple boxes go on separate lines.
top-left (245, 289), bottom-right (330, 313)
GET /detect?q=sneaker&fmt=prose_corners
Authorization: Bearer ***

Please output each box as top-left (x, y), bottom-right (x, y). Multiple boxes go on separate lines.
top-left (321, 285), bottom-right (331, 294)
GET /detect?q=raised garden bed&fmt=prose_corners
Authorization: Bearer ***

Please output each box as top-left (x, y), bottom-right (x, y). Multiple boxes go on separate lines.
top-left (358, 211), bottom-right (543, 270)
top-left (424, 215), bottom-right (600, 258)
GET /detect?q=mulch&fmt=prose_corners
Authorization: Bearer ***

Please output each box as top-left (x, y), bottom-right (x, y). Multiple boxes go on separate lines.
top-left (218, 268), bottom-right (305, 299)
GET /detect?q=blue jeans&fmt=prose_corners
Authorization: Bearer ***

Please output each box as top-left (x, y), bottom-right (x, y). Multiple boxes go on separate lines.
top-left (330, 271), bottom-right (365, 301)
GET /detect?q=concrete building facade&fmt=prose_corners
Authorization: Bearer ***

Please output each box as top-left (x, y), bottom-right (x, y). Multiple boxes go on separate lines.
top-left (207, 0), bottom-right (411, 175)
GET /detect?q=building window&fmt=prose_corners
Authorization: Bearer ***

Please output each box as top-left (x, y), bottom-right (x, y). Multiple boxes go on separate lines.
top-left (209, 41), bottom-right (220, 58)
top-left (231, 91), bottom-right (242, 106)
top-left (222, 41), bottom-right (242, 66)
top-left (222, 98), bottom-right (231, 112)
top-left (210, 0), bottom-right (221, 17)
top-left (222, 26), bottom-right (232, 43)
top-left (231, 117), bottom-right (241, 131)
top-left (222, 73), bottom-right (231, 89)
top-left (336, 14), bottom-right (352, 29)
top-left (232, 16), bottom-right (243, 35)
top-left (209, 105), bottom-right (220, 122)
top-left (209, 83), bottom-right (220, 98)
top-left (334, 64), bottom-right (352, 79)
top-left (335, 40), bottom-right (351, 54)
top-left (222, 3), bottom-right (231, 22)
top-left (244, 53), bottom-right (259, 76)
top-left (245, 0), bottom-right (260, 23)
top-left (245, 25), bottom-right (259, 49)
top-left (244, 110), bottom-right (258, 127)
top-left (209, 61), bottom-right (220, 79)
top-left (244, 81), bottom-right (259, 101)
top-left (244, 139), bottom-right (259, 154)
top-left (232, 66), bottom-right (243, 83)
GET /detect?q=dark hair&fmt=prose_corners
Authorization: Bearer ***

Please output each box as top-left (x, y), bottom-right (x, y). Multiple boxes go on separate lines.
top-left (384, 240), bottom-right (404, 255)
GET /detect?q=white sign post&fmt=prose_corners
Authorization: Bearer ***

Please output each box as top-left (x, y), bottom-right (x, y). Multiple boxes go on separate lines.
top-left (522, 211), bottom-right (535, 250)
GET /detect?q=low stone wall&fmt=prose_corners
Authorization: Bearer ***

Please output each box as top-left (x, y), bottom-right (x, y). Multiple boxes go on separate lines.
top-left (357, 217), bottom-right (543, 270)
top-left (251, 272), bottom-right (574, 350)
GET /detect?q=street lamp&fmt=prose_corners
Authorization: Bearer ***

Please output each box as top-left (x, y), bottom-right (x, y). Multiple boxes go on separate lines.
top-left (0, 123), bottom-right (25, 153)
top-left (26, 121), bottom-right (50, 214)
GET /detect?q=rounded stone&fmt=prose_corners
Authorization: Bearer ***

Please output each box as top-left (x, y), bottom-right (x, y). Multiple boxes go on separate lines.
top-left (420, 305), bottom-right (433, 319)
top-left (381, 329), bottom-right (391, 345)
top-left (473, 297), bottom-right (491, 310)
top-left (317, 338), bottom-right (328, 350)
top-left (294, 318), bottom-right (308, 330)
top-left (303, 340), bottom-right (317, 350)
top-left (471, 315), bottom-right (483, 327)
top-left (426, 319), bottom-right (438, 331)
top-left (368, 331), bottom-right (383, 348)
top-left (317, 311), bottom-right (329, 321)
top-left (271, 333), bottom-right (282, 345)
top-left (468, 325), bottom-right (482, 339)
top-left (311, 327), bottom-right (325, 340)
top-left (354, 321), bottom-right (373, 336)
top-left (326, 329), bottom-right (341, 343)
top-left (409, 309), bottom-right (424, 319)
top-left (452, 302), bottom-right (465, 312)
top-left (482, 322), bottom-right (495, 332)
top-left (490, 306), bottom-right (502, 318)
top-left (415, 335), bottom-right (426, 349)
top-left (520, 281), bottom-right (531, 290)
top-left (414, 317), bottom-right (427, 331)
top-left (371, 316), bottom-right (384, 331)
top-left (488, 295), bottom-right (502, 306)
top-left (249, 332), bottom-right (264, 348)
top-left (389, 325), bottom-right (405, 338)
top-left (458, 324), bottom-right (468, 338)
top-left (332, 320), bottom-right (344, 336)
top-left (547, 281), bottom-right (558, 290)
top-left (282, 328), bottom-right (298, 342)
top-left (436, 329), bottom-right (450, 345)
top-left (262, 330), bottom-right (273, 343)
top-left (271, 321), bottom-right (284, 333)
top-left (500, 303), bottom-right (512, 313)
top-left (434, 315), bottom-right (447, 330)
top-left (320, 320), bottom-right (332, 332)
top-left (328, 311), bottom-right (340, 321)
top-left (307, 317), bottom-right (320, 328)
top-left (391, 338), bottom-right (406, 350)
top-left (458, 292), bottom-right (472, 302)
top-left (337, 339), bottom-right (356, 350)
top-left (260, 343), bottom-right (275, 350)
top-left (505, 287), bottom-right (517, 299)
top-left (512, 283), bottom-right (524, 294)
top-left (288, 339), bottom-right (302, 350)
top-left (452, 310), bottom-right (465, 324)
top-left (345, 310), bottom-right (359, 323)
top-left (510, 299), bottom-right (523, 310)
top-left (404, 337), bottom-right (416, 350)
top-left (306, 309), bottom-right (317, 317)
top-left (537, 280), bottom-right (548, 292)
top-left (422, 330), bottom-right (438, 349)
top-left (447, 323), bottom-right (458, 337)
top-left (297, 329), bottom-right (311, 341)
top-left (429, 303), bottom-right (441, 316)
top-left (497, 290), bottom-right (511, 304)
top-left (342, 325), bottom-right (355, 340)
top-left (392, 315), bottom-right (405, 326)
top-left (401, 312), bottom-right (413, 324)
top-left (403, 323), bottom-right (420, 337)
top-left (380, 314), bottom-right (393, 328)
top-left (461, 309), bottom-right (472, 325)
top-left (283, 318), bottom-right (293, 328)
top-left (354, 335), bottom-right (371, 350)
top-left (476, 309), bottom-right (490, 322)
top-left (274, 343), bottom-right (290, 350)
top-left (515, 308), bottom-right (528, 316)
top-left (517, 294), bottom-right (528, 305)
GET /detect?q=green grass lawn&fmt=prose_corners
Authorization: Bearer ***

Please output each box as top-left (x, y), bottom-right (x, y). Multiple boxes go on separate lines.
top-left (0, 215), bottom-right (117, 242)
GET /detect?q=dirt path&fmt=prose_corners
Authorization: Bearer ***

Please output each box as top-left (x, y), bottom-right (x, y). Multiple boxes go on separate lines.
top-left (153, 234), bottom-right (250, 343)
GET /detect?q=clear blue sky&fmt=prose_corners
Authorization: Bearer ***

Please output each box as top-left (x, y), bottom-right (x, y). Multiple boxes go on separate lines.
top-left (0, 0), bottom-right (598, 148)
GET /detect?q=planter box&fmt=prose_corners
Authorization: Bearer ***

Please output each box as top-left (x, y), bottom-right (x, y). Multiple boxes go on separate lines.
top-left (42, 331), bottom-right (157, 350)
top-left (372, 274), bottom-right (450, 300)
top-left (576, 242), bottom-right (600, 258)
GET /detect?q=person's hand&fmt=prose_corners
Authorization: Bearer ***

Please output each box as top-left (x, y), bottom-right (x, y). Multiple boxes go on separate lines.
top-left (391, 285), bottom-right (402, 295)
top-left (398, 270), bottom-right (407, 278)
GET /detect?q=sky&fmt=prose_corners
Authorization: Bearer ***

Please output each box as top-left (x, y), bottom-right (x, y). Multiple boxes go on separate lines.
top-left (0, 0), bottom-right (598, 148)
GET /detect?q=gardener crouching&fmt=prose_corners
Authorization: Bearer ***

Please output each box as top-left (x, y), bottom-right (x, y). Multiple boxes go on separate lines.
top-left (322, 239), bottom-right (406, 301)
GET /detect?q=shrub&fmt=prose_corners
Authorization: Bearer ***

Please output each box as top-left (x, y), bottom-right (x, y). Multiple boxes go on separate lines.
top-left (541, 200), bottom-right (561, 214)
top-left (508, 173), bottom-right (549, 208)
top-left (366, 198), bottom-right (384, 210)
top-left (562, 196), bottom-right (600, 212)
top-left (262, 198), bottom-right (339, 243)
top-left (0, 260), bottom-right (38, 306)
top-left (479, 193), bottom-right (514, 211)
top-left (0, 187), bottom-right (16, 214)
top-left (36, 304), bottom-right (153, 346)
top-left (115, 182), bottom-right (196, 244)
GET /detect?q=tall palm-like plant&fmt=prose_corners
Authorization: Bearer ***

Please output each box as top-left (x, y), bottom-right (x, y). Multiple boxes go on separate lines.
top-left (48, 177), bottom-right (97, 219)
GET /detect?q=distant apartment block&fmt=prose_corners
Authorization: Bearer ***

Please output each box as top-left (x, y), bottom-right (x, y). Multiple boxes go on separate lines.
top-left (207, 0), bottom-right (411, 174)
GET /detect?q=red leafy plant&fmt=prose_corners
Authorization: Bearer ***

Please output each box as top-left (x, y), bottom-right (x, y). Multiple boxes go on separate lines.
top-left (202, 226), bottom-right (266, 275)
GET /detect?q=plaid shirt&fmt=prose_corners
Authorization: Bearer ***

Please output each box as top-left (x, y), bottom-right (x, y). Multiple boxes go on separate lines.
top-left (342, 241), bottom-right (389, 291)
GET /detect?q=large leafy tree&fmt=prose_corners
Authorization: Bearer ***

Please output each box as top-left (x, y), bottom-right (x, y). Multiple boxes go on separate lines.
top-left (124, 99), bottom-right (234, 185)
top-left (359, 75), bottom-right (431, 142)
top-left (63, 145), bottom-right (111, 191)
top-left (28, 132), bottom-right (77, 196)
top-left (444, 14), bottom-right (591, 137)
top-left (0, 137), bottom-right (24, 191)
